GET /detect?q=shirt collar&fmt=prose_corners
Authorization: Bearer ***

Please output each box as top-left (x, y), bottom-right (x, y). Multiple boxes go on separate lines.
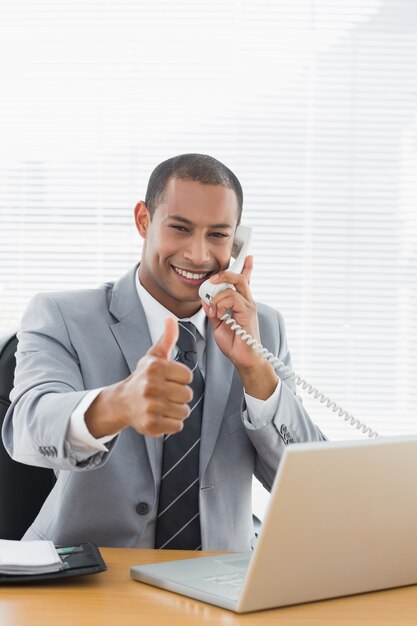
top-left (135, 269), bottom-right (207, 345)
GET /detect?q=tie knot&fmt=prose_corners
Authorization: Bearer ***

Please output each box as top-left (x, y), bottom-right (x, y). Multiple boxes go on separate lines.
top-left (177, 321), bottom-right (198, 356)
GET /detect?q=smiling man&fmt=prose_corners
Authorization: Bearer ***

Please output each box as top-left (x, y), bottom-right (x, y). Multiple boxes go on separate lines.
top-left (3, 154), bottom-right (325, 550)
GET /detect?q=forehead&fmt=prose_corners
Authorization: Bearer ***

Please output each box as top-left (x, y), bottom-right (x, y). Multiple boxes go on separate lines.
top-left (156, 178), bottom-right (239, 226)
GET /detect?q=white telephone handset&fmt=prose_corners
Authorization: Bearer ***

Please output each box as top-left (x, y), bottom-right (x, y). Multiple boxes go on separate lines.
top-left (199, 225), bottom-right (379, 438)
top-left (199, 224), bottom-right (253, 305)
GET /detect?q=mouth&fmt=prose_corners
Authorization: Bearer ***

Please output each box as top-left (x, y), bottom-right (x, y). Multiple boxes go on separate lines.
top-left (171, 265), bottom-right (213, 286)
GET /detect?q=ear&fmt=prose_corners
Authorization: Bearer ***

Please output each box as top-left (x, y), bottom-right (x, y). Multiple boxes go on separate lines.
top-left (134, 201), bottom-right (150, 239)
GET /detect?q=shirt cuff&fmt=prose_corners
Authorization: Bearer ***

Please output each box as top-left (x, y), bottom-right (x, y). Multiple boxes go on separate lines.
top-left (67, 388), bottom-right (118, 453)
top-left (243, 380), bottom-right (282, 429)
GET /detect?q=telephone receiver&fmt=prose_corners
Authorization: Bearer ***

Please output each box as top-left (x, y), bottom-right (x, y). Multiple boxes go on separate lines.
top-left (198, 224), bottom-right (252, 306)
top-left (199, 225), bottom-right (379, 439)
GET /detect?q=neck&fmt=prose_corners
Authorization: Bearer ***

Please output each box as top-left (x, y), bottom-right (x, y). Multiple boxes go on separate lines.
top-left (138, 266), bottom-right (203, 319)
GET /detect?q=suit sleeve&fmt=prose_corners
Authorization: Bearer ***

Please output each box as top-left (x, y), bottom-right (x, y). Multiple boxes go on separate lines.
top-left (2, 293), bottom-right (116, 471)
top-left (242, 309), bottom-right (327, 491)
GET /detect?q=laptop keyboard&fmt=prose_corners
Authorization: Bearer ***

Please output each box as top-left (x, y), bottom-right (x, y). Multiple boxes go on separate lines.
top-left (204, 573), bottom-right (245, 588)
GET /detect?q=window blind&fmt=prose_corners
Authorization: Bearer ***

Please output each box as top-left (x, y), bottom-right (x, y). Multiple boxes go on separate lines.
top-left (1, 0), bottom-right (416, 517)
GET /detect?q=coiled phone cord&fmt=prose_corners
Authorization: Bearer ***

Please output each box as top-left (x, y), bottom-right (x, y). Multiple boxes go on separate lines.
top-left (220, 312), bottom-right (380, 439)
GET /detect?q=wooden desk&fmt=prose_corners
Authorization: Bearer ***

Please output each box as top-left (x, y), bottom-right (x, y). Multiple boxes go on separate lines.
top-left (1, 547), bottom-right (417, 625)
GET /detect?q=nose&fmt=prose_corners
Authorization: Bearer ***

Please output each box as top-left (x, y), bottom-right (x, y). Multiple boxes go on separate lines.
top-left (183, 234), bottom-right (211, 267)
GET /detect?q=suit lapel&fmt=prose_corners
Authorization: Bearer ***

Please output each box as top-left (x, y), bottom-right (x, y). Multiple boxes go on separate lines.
top-left (200, 322), bottom-right (235, 478)
top-left (108, 264), bottom-right (160, 486)
top-left (110, 305), bottom-right (152, 373)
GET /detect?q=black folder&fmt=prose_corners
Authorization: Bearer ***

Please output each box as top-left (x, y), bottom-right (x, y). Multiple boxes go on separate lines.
top-left (0, 542), bottom-right (106, 583)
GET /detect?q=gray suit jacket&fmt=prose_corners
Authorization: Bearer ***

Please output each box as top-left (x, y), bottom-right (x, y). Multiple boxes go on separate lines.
top-left (3, 265), bottom-right (325, 550)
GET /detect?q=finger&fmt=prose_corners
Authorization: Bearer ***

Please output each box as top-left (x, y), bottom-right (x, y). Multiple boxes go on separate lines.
top-left (146, 416), bottom-right (186, 436)
top-left (210, 269), bottom-right (252, 300)
top-left (241, 255), bottom-right (253, 283)
top-left (163, 359), bottom-right (193, 384)
top-left (147, 317), bottom-right (178, 360)
top-left (213, 295), bottom-right (244, 319)
top-left (160, 417), bottom-right (185, 435)
top-left (163, 380), bottom-right (193, 404)
top-left (149, 399), bottom-right (191, 421)
top-left (201, 299), bottom-right (223, 329)
top-left (210, 289), bottom-right (246, 313)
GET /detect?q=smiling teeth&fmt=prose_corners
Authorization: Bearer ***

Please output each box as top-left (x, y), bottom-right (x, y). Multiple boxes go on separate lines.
top-left (174, 267), bottom-right (208, 280)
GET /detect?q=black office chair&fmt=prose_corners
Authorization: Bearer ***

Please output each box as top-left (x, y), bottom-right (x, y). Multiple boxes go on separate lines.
top-left (0, 332), bottom-right (55, 539)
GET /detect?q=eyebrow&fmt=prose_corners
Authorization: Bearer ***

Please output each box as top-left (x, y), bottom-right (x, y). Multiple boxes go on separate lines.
top-left (167, 215), bottom-right (233, 229)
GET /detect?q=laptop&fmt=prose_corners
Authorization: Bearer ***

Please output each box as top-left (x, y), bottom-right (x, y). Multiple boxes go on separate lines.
top-left (131, 435), bottom-right (417, 613)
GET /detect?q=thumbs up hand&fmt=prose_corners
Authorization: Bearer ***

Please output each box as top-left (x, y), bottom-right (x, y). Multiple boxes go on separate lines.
top-left (147, 316), bottom-right (179, 360)
top-left (85, 317), bottom-right (193, 439)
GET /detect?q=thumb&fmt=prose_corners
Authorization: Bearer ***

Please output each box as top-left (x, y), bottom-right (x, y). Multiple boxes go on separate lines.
top-left (148, 317), bottom-right (179, 360)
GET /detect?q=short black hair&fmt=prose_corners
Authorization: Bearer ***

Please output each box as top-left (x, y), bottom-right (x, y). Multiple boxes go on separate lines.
top-left (145, 153), bottom-right (243, 223)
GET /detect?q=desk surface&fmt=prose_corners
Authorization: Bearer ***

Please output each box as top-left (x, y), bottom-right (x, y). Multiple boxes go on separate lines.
top-left (1, 547), bottom-right (417, 625)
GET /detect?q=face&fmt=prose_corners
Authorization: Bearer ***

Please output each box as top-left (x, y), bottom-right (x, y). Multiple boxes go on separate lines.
top-left (135, 177), bottom-right (239, 318)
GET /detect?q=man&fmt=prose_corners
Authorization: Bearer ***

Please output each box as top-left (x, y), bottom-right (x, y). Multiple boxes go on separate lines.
top-left (3, 154), bottom-right (325, 551)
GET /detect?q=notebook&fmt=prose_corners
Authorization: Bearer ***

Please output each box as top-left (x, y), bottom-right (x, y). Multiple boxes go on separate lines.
top-left (0, 539), bottom-right (62, 575)
top-left (131, 435), bottom-right (417, 613)
top-left (0, 542), bottom-right (106, 583)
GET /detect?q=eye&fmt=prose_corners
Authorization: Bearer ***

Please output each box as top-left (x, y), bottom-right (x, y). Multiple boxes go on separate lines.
top-left (170, 225), bottom-right (188, 233)
top-left (209, 232), bottom-right (229, 239)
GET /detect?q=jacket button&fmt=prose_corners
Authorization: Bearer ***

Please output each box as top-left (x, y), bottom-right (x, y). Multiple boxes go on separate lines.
top-left (136, 502), bottom-right (149, 516)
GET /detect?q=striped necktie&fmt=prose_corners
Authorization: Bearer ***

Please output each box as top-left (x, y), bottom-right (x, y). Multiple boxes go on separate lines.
top-left (154, 321), bottom-right (204, 550)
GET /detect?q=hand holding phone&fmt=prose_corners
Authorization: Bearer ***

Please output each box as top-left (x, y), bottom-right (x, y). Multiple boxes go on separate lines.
top-left (198, 223), bottom-right (378, 437)
top-left (198, 225), bottom-right (253, 305)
